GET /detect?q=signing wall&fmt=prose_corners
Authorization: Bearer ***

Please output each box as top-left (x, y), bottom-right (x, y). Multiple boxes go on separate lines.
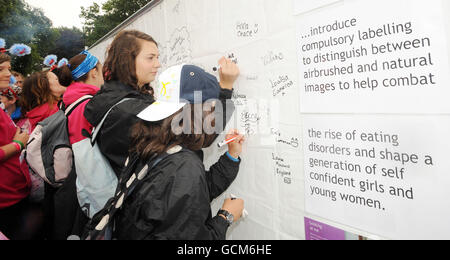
top-left (90, 0), bottom-right (450, 240)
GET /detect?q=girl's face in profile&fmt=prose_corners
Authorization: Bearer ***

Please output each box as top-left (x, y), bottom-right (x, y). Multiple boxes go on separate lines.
top-left (135, 40), bottom-right (161, 87)
top-left (0, 61), bottom-right (12, 91)
top-left (47, 71), bottom-right (66, 97)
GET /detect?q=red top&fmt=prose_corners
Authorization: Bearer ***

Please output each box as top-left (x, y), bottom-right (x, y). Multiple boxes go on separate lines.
top-left (25, 103), bottom-right (59, 133)
top-left (62, 82), bottom-right (99, 144)
top-left (0, 109), bottom-right (31, 209)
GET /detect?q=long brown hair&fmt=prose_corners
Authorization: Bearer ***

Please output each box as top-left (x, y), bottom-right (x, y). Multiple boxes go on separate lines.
top-left (131, 103), bottom-right (218, 161)
top-left (21, 71), bottom-right (59, 114)
top-left (103, 30), bottom-right (157, 92)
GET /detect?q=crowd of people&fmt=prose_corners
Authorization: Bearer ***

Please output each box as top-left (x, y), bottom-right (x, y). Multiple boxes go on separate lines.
top-left (0, 30), bottom-right (245, 240)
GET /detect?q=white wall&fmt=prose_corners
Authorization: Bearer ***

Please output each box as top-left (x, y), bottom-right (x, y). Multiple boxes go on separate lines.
top-left (90, 0), bottom-right (450, 240)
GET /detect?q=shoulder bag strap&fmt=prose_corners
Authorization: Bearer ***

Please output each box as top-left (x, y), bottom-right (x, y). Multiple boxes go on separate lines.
top-left (64, 95), bottom-right (93, 117)
top-left (91, 98), bottom-right (133, 143)
top-left (88, 146), bottom-right (184, 240)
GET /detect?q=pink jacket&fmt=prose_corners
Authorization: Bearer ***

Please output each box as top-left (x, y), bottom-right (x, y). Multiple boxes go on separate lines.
top-left (62, 82), bottom-right (100, 145)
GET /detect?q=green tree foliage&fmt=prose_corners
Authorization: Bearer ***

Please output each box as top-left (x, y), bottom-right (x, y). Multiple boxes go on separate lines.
top-left (0, 0), bottom-right (85, 75)
top-left (52, 27), bottom-right (86, 60)
top-left (0, 0), bottom-right (19, 26)
top-left (81, 0), bottom-right (152, 46)
top-left (0, 0), bottom-right (53, 74)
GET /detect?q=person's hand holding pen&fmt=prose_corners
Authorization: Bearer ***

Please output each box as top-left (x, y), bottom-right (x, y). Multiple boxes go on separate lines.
top-left (218, 56), bottom-right (240, 90)
top-left (225, 129), bottom-right (245, 159)
top-left (218, 129), bottom-right (246, 224)
top-left (220, 197), bottom-right (244, 224)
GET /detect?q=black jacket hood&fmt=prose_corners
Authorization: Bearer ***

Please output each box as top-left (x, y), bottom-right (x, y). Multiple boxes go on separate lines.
top-left (84, 81), bottom-right (154, 127)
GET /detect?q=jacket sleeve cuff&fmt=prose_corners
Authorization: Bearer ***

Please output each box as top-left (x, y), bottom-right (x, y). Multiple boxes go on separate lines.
top-left (219, 88), bottom-right (233, 100)
top-left (211, 215), bottom-right (230, 236)
top-left (220, 153), bottom-right (241, 168)
top-left (226, 152), bottom-right (240, 162)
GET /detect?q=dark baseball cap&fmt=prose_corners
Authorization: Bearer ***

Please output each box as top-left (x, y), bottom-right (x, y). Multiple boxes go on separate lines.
top-left (138, 64), bottom-right (221, 122)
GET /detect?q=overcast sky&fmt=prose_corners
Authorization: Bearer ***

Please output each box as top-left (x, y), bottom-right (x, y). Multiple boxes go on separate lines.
top-left (24, 0), bottom-right (108, 29)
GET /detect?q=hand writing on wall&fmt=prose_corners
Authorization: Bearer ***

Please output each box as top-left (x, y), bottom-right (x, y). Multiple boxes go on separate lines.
top-left (218, 56), bottom-right (240, 90)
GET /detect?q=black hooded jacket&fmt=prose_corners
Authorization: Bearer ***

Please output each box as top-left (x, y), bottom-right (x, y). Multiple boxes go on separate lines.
top-left (84, 81), bottom-right (155, 177)
top-left (84, 80), bottom-right (235, 178)
top-left (114, 149), bottom-right (240, 240)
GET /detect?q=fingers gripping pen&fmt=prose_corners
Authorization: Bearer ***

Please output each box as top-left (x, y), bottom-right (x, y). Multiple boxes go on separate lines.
top-left (230, 194), bottom-right (249, 219)
top-left (217, 136), bottom-right (240, 148)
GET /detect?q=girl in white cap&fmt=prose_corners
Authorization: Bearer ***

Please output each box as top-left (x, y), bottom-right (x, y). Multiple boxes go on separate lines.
top-left (85, 64), bottom-right (244, 240)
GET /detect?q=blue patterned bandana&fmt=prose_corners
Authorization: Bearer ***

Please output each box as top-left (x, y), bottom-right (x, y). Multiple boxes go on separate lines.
top-left (71, 50), bottom-right (99, 80)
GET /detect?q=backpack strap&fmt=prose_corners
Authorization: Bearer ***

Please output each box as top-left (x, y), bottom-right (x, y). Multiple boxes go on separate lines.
top-left (64, 95), bottom-right (93, 117)
top-left (85, 145), bottom-right (184, 240)
top-left (58, 100), bottom-right (66, 111)
top-left (91, 98), bottom-right (133, 144)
